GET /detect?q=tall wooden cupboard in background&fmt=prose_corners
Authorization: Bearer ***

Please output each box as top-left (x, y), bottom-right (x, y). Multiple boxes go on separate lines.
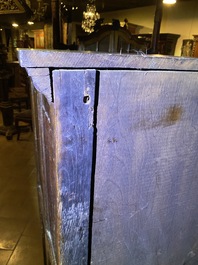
top-left (18, 50), bottom-right (198, 265)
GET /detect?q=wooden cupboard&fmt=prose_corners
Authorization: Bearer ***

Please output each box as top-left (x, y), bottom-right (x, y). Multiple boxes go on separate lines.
top-left (18, 50), bottom-right (198, 265)
top-left (78, 25), bottom-right (180, 55)
top-left (192, 35), bottom-right (198, 57)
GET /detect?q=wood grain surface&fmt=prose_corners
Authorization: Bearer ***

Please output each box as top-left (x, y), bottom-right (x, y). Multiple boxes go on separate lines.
top-left (18, 50), bottom-right (198, 265)
top-left (53, 69), bottom-right (96, 264)
top-left (91, 70), bottom-right (198, 265)
top-left (18, 49), bottom-right (198, 71)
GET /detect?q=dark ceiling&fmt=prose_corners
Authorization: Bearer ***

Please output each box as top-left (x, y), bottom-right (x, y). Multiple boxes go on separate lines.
top-left (61, 0), bottom-right (190, 13)
top-left (59, 0), bottom-right (192, 23)
top-left (92, 0), bottom-right (156, 12)
top-left (1, 0), bottom-right (158, 26)
top-left (64, 0), bottom-right (157, 13)
top-left (59, 0), bottom-right (190, 23)
top-left (0, 0), bottom-right (193, 27)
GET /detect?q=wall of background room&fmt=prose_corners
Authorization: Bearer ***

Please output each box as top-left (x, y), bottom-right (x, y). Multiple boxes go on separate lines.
top-left (100, 0), bottom-right (198, 56)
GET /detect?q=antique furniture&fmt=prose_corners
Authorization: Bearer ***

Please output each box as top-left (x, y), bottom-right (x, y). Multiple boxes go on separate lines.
top-left (0, 60), bottom-right (30, 139)
top-left (0, 48), bottom-right (17, 139)
top-left (0, 71), bottom-right (13, 126)
top-left (78, 24), bottom-right (146, 53)
top-left (192, 35), bottom-right (198, 57)
top-left (181, 39), bottom-right (194, 57)
top-left (18, 49), bottom-right (198, 265)
top-left (14, 109), bottom-right (32, 140)
top-left (9, 65), bottom-right (30, 112)
top-left (133, 33), bottom-right (180, 55)
top-left (78, 25), bottom-right (180, 55)
top-left (182, 35), bottom-right (198, 58)
top-left (0, 51), bottom-right (31, 139)
top-left (181, 35), bottom-right (198, 58)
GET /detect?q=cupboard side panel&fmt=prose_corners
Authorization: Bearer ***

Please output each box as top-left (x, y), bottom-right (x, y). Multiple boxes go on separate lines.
top-left (31, 84), bottom-right (58, 265)
top-left (91, 70), bottom-right (198, 265)
top-left (41, 96), bottom-right (59, 264)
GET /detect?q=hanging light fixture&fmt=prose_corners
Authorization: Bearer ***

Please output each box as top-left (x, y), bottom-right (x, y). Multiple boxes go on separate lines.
top-left (163, 0), bottom-right (176, 4)
top-left (81, 0), bottom-right (100, 33)
top-left (30, 0), bottom-right (49, 22)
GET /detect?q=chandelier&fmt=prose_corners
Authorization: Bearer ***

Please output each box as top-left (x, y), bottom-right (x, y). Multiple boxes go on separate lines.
top-left (81, 0), bottom-right (100, 33)
top-left (31, 0), bottom-right (48, 22)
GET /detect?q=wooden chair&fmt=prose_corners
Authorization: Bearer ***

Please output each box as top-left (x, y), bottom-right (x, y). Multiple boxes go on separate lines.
top-left (9, 67), bottom-right (30, 112)
top-left (14, 109), bottom-right (33, 140)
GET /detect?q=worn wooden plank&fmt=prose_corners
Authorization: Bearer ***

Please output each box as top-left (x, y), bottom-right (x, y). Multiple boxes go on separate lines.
top-left (33, 89), bottom-right (59, 265)
top-left (91, 70), bottom-right (198, 265)
top-left (52, 69), bottom-right (96, 264)
top-left (26, 68), bottom-right (52, 102)
top-left (30, 84), bottom-right (58, 264)
top-left (41, 96), bottom-right (60, 264)
top-left (18, 49), bottom-right (198, 71)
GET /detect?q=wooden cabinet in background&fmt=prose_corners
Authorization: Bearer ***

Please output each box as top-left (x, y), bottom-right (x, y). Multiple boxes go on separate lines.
top-left (192, 35), bottom-right (198, 57)
top-left (79, 25), bottom-right (180, 55)
top-left (134, 33), bottom-right (180, 55)
top-left (33, 29), bottom-right (45, 49)
top-left (182, 35), bottom-right (198, 58)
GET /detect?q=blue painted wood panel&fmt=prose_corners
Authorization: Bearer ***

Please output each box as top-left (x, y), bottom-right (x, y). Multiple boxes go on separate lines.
top-left (91, 70), bottom-right (198, 265)
top-left (52, 70), bottom-right (96, 265)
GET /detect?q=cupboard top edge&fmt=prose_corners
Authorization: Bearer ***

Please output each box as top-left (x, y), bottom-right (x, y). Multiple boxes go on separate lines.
top-left (17, 49), bottom-right (198, 71)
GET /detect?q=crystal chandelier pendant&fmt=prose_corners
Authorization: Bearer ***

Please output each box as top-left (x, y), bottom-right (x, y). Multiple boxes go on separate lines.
top-left (82, 0), bottom-right (100, 33)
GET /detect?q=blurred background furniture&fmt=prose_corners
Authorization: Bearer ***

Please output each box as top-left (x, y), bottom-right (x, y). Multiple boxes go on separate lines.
top-left (192, 35), bottom-right (198, 57)
top-left (14, 109), bottom-right (33, 140)
top-left (0, 48), bottom-right (31, 140)
top-left (9, 66), bottom-right (30, 112)
top-left (0, 45), bottom-right (16, 139)
top-left (78, 24), bottom-right (146, 53)
top-left (78, 24), bottom-right (180, 55)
